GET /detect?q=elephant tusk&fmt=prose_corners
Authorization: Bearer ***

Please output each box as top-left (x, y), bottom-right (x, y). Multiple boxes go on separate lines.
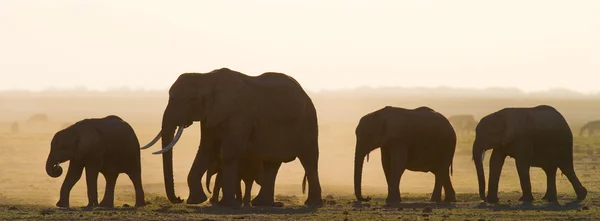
top-left (141, 131), bottom-right (161, 149)
top-left (152, 126), bottom-right (184, 155)
top-left (481, 152), bottom-right (485, 162)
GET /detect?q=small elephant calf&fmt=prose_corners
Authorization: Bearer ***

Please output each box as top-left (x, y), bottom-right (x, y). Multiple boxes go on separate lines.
top-left (45, 115), bottom-right (145, 208)
top-left (206, 157), bottom-right (264, 207)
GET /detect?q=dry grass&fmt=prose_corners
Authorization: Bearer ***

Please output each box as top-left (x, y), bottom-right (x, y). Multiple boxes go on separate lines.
top-left (1, 95), bottom-right (600, 220)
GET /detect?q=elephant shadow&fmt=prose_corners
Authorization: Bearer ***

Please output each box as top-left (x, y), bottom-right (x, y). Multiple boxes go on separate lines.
top-left (475, 201), bottom-right (587, 211)
top-left (181, 205), bottom-right (318, 215)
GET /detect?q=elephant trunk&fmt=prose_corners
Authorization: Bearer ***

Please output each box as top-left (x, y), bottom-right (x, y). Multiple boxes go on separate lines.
top-left (473, 145), bottom-right (486, 201)
top-left (45, 154), bottom-right (62, 178)
top-left (354, 150), bottom-right (370, 202)
top-left (161, 127), bottom-right (183, 203)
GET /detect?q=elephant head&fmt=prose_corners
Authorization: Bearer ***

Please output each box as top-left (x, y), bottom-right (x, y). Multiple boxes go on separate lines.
top-left (46, 121), bottom-right (100, 178)
top-left (354, 112), bottom-right (386, 202)
top-left (472, 109), bottom-right (527, 201)
top-left (141, 68), bottom-right (248, 203)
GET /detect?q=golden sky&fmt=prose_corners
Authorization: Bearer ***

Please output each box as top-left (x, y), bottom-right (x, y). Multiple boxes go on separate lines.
top-left (0, 0), bottom-right (599, 93)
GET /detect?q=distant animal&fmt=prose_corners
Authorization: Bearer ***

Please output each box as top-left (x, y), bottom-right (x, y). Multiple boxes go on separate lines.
top-left (464, 120), bottom-right (479, 135)
top-left (579, 120), bottom-right (600, 137)
top-left (447, 114), bottom-right (477, 136)
top-left (140, 68), bottom-right (323, 207)
top-left (354, 106), bottom-right (457, 205)
top-left (206, 156), bottom-right (264, 207)
top-left (27, 113), bottom-right (49, 124)
top-left (10, 121), bottom-right (19, 133)
top-left (46, 115), bottom-right (146, 208)
top-left (473, 105), bottom-right (587, 203)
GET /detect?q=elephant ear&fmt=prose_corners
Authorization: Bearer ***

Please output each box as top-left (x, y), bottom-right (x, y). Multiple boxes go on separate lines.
top-left (74, 123), bottom-right (100, 161)
top-left (501, 110), bottom-right (528, 147)
top-left (374, 113), bottom-right (389, 146)
top-left (204, 74), bottom-right (247, 128)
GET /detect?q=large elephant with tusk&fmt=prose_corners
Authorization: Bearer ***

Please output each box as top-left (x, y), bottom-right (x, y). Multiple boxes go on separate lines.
top-left (473, 105), bottom-right (587, 203)
top-left (141, 68), bottom-right (323, 207)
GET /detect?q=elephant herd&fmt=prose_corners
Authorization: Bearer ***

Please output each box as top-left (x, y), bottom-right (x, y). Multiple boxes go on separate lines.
top-left (43, 68), bottom-right (588, 209)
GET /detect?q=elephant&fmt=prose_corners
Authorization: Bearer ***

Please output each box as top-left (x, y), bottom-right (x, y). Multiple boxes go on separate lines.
top-left (354, 106), bottom-right (457, 205)
top-left (10, 121), bottom-right (19, 133)
top-left (141, 67), bottom-right (323, 207)
top-left (447, 114), bottom-right (477, 137)
top-left (473, 105), bottom-right (587, 203)
top-left (206, 156), bottom-right (264, 207)
top-left (27, 113), bottom-right (49, 124)
top-left (45, 115), bottom-right (146, 208)
top-left (464, 120), bottom-right (479, 136)
top-left (579, 120), bottom-right (600, 137)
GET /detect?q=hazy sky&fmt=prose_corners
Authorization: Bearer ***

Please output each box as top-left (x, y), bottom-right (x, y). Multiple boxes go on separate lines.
top-left (1, 0), bottom-right (599, 93)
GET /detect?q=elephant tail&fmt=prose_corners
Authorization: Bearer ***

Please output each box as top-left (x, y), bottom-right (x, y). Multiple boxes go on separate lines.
top-left (302, 174), bottom-right (307, 194)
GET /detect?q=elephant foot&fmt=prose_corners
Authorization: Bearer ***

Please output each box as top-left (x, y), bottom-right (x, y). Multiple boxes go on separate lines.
top-left (186, 193), bottom-right (208, 205)
top-left (385, 196), bottom-right (402, 206)
top-left (429, 196), bottom-right (442, 203)
top-left (85, 202), bottom-right (98, 208)
top-left (576, 186), bottom-right (588, 201)
top-left (304, 196), bottom-right (323, 207)
top-left (272, 202), bottom-right (285, 207)
top-left (134, 201), bottom-right (146, 207)
top-left (251, 199), bottom-right (274, 207)
top-left (429, 198), bottom-right (442, 203)
top-left (443, 196), bottom-right (457, 203)
top-left (56, 199), bottom-right (69, 208)
top-left (209, 196), bottom-right (219, 205)
top-left (218, 198), bottom-right (242, 208)
top-left (98, 201), bottom-right (114, 208)
top-left (251, 194), bottom-right (274, 207)
top-left (518, 194), bottom-right (534, 203)
top-left (486, 195), bottom-right (499, 204)
top-left (541, 194), bottom-right (557, 203)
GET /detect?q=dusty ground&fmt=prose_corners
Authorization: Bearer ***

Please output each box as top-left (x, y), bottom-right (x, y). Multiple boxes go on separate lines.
top-left (1, 95), bottom-right (600, 220)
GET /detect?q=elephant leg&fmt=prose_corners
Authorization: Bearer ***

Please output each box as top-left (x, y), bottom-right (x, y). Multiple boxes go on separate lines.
top-left (559, 164), bottom-right (588, 201)
top-left (243, 180), bottom-right (253, 207)
top-left (541, 167), bottom-right (558, 202)
top-left (128, 172), bottom-right (146, 207)
top-left (430, 172), bottom-right (443, 202)
top-left (236, 178), bottom-right (243, 203)
top-left (186, 145), bottom-right (216, 204)
top-left (442, 172), bottom-right (457, 202)
top-left (381, 148), bottom-right (391, 191)
top-left (98, 173), bottom-right (118, 208)
top-left (486, 150), bottom-right (506, 204)
top-left (298, 145), bottom-right (324, 206)
top-left (386, 147), bottom-right (407, 206)
top-left (515, 159), bottom-right (534, 203)
top-left (85, 166), bottom-right (101, 207)
top-left (251, 161), bottom-right (282, 207)
top-left (217, 154), bottom-right (242, 207)
top-left (57, 162), bottom-right (84, 208)
top-left (209, 173), bottom-right (222, 204)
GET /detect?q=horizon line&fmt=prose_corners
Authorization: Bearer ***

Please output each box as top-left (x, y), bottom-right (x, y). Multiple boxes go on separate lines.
top-left (1, 85), bottom-right (599, 96)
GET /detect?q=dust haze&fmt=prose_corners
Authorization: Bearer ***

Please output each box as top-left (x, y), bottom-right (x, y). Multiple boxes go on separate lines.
top-left (1, 87), bottom-right (599, 207)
